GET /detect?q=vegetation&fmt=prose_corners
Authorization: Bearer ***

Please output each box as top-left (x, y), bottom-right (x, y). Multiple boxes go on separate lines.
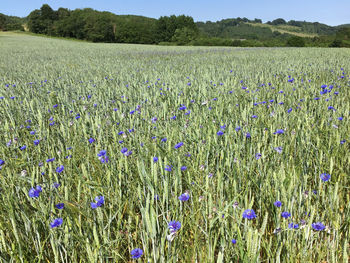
top-left (0, 32), bottom-right (349, 262)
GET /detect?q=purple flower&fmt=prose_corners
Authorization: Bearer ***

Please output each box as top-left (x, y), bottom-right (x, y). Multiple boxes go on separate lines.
top-left (28, 185), bottom-right (42, 198)
top-left (287, 108), bottom-right (293, 113)
top-left (312, 222), bottom-right (325, 231)
top-left (91, 196), bottom-right (104, 209)
top-left (274, 201), bottom-right (282, 207)
top-left (179, 106), bottom-right (186, 110)
top-left (242, 209), bottom-right (256, 220)
top-left (231, 239), bottom-right (237, 244)
top-left (273, 129), bottom-right (284, 135)
top-left (55, 203), bottom-right (64, 209)
top-left (153, 156), bottom-right (158, 163)
top-left (320, 173), bottom-right (331, 182)
top-left (20, 145), bottom-right (27, 151)
top-left (217, 130), bottom-right (224, 136)
top-left (174, 142), bottom-right (184, 149)
top-left (53, 182), bottom-right (60, 189)
top-left (246, 132), bottom-right (251, 138)
top-left (130, 248), bottom-right (143, 259)
top-left (121, 148), bottom-right (128, 154)
top-left (281, 212), bottom-right (291, 218)
top-left (165, 165), bottom-right (172, 172)
top-left (288, 223), bottom-right (299, 229)
top-left (168, 220), bottom-right (181, 233)
top-left (50, 218), bottom-right (63, 228)
top-left (181, 166), bottom-right (187, 171)
top-left (98, 150), bottom-right (107, 157)
top-left (274, 147), bottom-right (283, 154)
top-left (0, 159), bottom-right (4, 166)
top-left (178, 193), bottom-right (190, 201)
top-left (56, 165), bottom-right (64, 173)
top-left (34, 140), bottom-right (40, 145)
top-left (255, 153), bottom-right (262, 160)
top-left (89, 138), bottom-right (95, 144)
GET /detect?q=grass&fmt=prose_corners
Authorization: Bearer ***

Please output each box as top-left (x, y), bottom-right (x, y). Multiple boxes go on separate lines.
top-left (0, 33), bottom-right (349, 262)
top-left (248, 23), bottom-right (318, 38)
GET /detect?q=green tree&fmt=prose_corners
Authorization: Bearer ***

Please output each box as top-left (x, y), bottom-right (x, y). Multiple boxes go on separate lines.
top-left (287, 36), bottom-right (305, 47)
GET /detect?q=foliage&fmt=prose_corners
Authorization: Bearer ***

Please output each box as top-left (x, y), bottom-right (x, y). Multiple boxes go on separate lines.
top-left (287, 36), bottom-right (306, 47)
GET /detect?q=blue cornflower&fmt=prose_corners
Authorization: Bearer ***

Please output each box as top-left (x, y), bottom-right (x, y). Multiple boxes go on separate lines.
top-left (28, 185), bottom-right (42, 198)
top-left (89, 138), bottom-right (95, 144)
top-left (217, 130), bottom-right (224, 136)
top-left (328, 106), bottom-right (335, 111)
top-left (179, 106), bottom-right (186, 110)
top-left (46, 158), bottom-right (55, 163)
top-left (130, 110), bottom-right (135, 114)
top-left (130, 248), bottom-right (143, 259)
top-left (246, 132), bottom-right (251, 138)
top-left (251, 115), bottom-right (258, 118)
top-left (20, 145), bottom-right (27, 151)
top-left (281, 212), bottom-right (291, 218)
top-left (165, 165), bottom-right (172, 171)
top-left (168, 221), bottom-right (181, 233)
top-left (30, 131), bottom-right (36, 135)
top-left (50, 218), bottom-right (63, 228)
top-left (231, 239), bottom-right (237, 244)
top-left (56, 165), bottom-right (64, 173)
top-left (320, 173), bottom-right (331, 182)
top-left (161, 138), bottom-right (167, 142)
top-left (174, 142), bottom-right (184, 149)
top-left (338, 117), bottom-right (343, 121)
top-left (34, 140), bottom-right (40, 145)
top-left (171, 116), bottom-right (176, 120)
top-left (288, 223), bottom-right (299, 229)
top-left (340, 140), bottom-right (346, 144)
top-left (242, 209), bottom-right (256, 220)
top-left (235, 126), bottom-right (241, 132)
top-left (255, 153), bottom-right (262, 160)
top-left (181, 166), bottom-right (187, 171)
top-left (178, 193), bottom-right (190, 201)
top-left (55, 203), bottom-right (64, 209)
top-left (274, 147), bottom-right (283, 154)
top-left (98, 150), bottom-right (107, 157)
top-left (124, 150), bottom-right (132, 156)
top-left (91, 196), bottom-right (104, 209)
top-left (0, 159), bottom-right (4, 166)
top-left (287, 108), bottom-right (293, 113)
top-left (312, 222), bottom-right (325, 231)
top-left (274, 201), bottom-right (282, 207)
top-left (53, 182), bottom-right (60, 189)
top-left (153, 157), bottom-right (158, 163)
top-left (273, 129), bottom-right (284, 135)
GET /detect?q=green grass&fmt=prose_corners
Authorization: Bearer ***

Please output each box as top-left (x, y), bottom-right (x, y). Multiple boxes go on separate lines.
top-left (248, 23), bottom-right (318, 38)
top-left (0, 33), bottom-right (349, 262)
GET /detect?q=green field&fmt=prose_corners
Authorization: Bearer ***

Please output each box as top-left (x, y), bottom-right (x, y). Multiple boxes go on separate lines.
top-left (0, 33), bottom-right (349, 262)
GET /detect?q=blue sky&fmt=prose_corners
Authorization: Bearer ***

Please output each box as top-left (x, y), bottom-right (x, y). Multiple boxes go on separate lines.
top-left (1, 0), bottom-right (349, 26)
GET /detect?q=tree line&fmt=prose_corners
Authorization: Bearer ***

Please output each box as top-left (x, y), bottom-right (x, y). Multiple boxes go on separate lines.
top-left (1, 4), bottom-right (349, 47)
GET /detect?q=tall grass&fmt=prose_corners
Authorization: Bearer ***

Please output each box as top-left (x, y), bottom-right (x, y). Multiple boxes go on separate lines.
top-left (0, 33), bottom-right (349, 262)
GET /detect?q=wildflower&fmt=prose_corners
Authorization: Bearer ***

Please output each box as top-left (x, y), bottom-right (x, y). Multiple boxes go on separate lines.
top-left (30, 131), bottom-right (36, 135)
top-left (161, 138), bottom-right (167, 142)
top-left (50, 218), bottom-right (63, 228)
top-left (53, 182), bottom-right (60, 189)
top-left (168, 221), bottom-right (181, 233)
top-left (242, 209), bottom-right (256, 220)
top-left (281, 212), bottom-right (291, 218)
top-left (165, 165), bottom-right (172, 171)
top-left (20, 145), bottom-right (27, 151)
top-left (29, 186), bottom-right (42, 198)
top-left (251, 115), bottom-right (258, 118)
top-left (274, 147), bottom-right (283, 154)
top-left (56, 165), bottom-right (64, 173)
top-left (91, 196), bottom-right (104, 209)
top-left (179, 106), bottom-right (186, 110)
top-left (153, 157), bottom-right (158, 163)
top-left (235, 126), bottom-right (241, 132)
top-left (34, 140), bottom-right (40, 145)
top-left (55, 203), bottom-right (64, 209)
top-left (0, 159), bottom-right (4, 166)
top-left (320, 173), bottom-right (331, 182)
top-left (288, 223), bottom-right (299, 229)
top-left (121, 148), bottom-right (128, 154)
top-left (178, 193), bottom-right (190, 201)
top-left (130, 248), bottom-right (143, 259)
top-left (287, 108), bottom-right (293, 113)
top-left (273, 129), bottom-right (284, 135)
top-left (274, 201), bottom-right (282, 207)
top-left (174, 142), bottom-right (184, 149)
top-left (255, 153), bottom-right (262, 160)
top-left (98, 150), bottom-right (107, 157)
top-left (231, 239), bottom-right (237, 244)
top-left (312, 222), bottom-right (325, 231)
top-left (89, 138), bottom-right (95, 144)
top-left (246, 132), bottom-right (251, 138)
top-left (181, 166), bottom-right (187, 171)
top-left (217, 130), bottom-right (224, 136)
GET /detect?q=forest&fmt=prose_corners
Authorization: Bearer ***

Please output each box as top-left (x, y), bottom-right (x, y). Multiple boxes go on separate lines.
top-left (1, 4), bottom-right (349, 47)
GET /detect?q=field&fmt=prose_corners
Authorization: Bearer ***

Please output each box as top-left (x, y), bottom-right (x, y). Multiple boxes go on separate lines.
top-left (0, 32), bottom-right (349, 262)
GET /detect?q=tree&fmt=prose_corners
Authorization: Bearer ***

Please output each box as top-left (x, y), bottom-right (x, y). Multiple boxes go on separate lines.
top-left (271, 18), bottom-right (287, 25)
top-left (286, 36), bottom-right (305, 47)
top-left (0, 14), bottom-right (6, 30)
top-left (171, 27), bottom-right (198, 45)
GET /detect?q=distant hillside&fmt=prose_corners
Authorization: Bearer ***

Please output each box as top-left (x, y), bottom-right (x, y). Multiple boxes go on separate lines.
top-left (196, 18), bottom-right (336, 40)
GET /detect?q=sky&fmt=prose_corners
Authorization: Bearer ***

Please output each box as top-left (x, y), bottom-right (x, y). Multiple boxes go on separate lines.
top-left (1, 0), bottom-right (349, 26)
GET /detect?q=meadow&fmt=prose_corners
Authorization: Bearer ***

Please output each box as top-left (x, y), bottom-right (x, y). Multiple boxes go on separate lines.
top-left (0, 32), bottom-right (349, 262)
